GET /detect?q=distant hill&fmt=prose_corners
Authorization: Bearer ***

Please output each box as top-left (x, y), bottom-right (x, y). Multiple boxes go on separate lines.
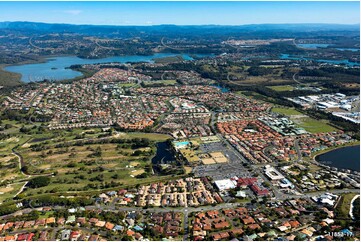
top-left (0, 21), bottom-right (359, 38)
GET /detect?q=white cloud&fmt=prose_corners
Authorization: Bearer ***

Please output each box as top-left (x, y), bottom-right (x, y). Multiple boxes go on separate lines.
top-left (63, 10), bottom-right (83, 16)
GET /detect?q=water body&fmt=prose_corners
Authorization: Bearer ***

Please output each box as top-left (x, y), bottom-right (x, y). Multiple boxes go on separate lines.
top-left (280, 54), bottom-right (360, 67)
top-left (316, 145), bottom-right (360, 171)
top-left (4, 53), bottom-right (210, 82)
top-left (297, 44), bottom-right (332, 49)
top-left (335, 48), bottom-right (360, 52)
top-left (212, 84), bottom-right (230, 93)
top-left (151, 141), bottom-right (176, 165)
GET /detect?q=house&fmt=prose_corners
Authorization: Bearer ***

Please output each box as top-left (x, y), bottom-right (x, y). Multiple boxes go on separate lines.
top-left (300, 228), bottom-right (313, 237)
top-left (242, 216), bottom-right (255, 225)
top-left (153, 225), bottom-right (164, 235)
top-left (113, 225), bottom-right (124, 232)
top-left (16, 233), bottom-right (34, 241)
top-left (127, 230), bottom-right (135, 237)
top-left (289, 220), bottom-right (300, 228)
top-left (89, 218), bottom-right (99, 224)
top-left (66, 216), bottom-right (76, 224)
top-left (203, 223), bottom-right (212, 231)
top-left (125, 218), bottom-right (135, 227)
top-left (286, 234), bottom-right (296, 241)
top-left (88, 234), bottom-right (99, 241)
top-left (214, 221), bottom-right (229, 229)
top-left (206, 210), bottom-right (219, 219)
top-left (3, 222), bottom-right (14, 230)
top-left (61, 230), bottom-right (71, 241)
top-left (39, 231), bottom-right (48, 241)
top-left (95, 221), bottom-right (106, 227)
top-left (57, 218), bottom-right (65, 225)
top-left (134, 233), bottom-right (143, 241)
top-left (278, 226), bottom-right (289, 232)
top-left (70, 231), bottom-right (80, 241)
top-left (76, 217), bottom-right (87, 225)
top-left (4, 236), bottom-right (16, 241)
top-left (105, 222), bottom-right (115, 230)
top-left (35, 219), bottom-right (46, 227)
top-left (230, 228), bottom-right (244, 236)
top-left (133, 225), bottom-right (143, 232)
top-left (248, 224), bottom-right (261, 230)
top-left (236, 207), bottom-right (248, 215)
top-left (46, 217), bottom-right (55, 224)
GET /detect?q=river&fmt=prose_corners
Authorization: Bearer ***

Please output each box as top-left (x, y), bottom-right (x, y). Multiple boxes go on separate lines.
top-left (316, 145), bottom-right (360, 171)
top-left (280, 54), bottom-right (360, 67)
top-left (4, 53), bottom-right (211, 82)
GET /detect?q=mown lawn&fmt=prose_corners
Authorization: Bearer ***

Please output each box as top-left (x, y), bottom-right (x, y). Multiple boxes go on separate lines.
top-left (271, 107), bottom-right (303, 116)
top-left (296, 117), bottom-right (336, 133)
top-left (267, 85), bottom-right (294, 91)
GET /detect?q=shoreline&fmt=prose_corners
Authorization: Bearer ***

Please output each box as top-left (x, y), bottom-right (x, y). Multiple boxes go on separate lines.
top-left (0, 54), bottom-right (73, 85)
top-left (312, 141), bottom-right (360, 171)
top-left (349, 195), bottom-right (360, 220)
top-left (0, 52), bottom-right (183, 84)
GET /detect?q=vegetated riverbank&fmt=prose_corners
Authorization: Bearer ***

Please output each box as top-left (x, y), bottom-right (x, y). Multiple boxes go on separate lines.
top-left (0, 68), bottom-right (22, 87)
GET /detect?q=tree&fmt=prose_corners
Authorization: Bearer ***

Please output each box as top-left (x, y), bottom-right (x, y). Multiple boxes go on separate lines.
top-left (28, 176), bottom-right (51, 188)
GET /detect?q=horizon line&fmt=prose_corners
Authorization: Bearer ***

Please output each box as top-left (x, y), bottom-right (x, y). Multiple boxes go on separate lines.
top-left (1, 20), bottom-right (360, 27)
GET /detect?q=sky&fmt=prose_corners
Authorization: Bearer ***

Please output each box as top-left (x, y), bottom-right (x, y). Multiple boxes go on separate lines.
top-left (0, 1), bottom-right (359, 26)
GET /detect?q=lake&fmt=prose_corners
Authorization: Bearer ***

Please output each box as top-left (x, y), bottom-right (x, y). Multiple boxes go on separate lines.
top-left (4, 53), bottom-right (210, 82)
top-left (212, 84), bottom-right (230, 93)
top-left (280, 54), bottom-right (360, 67)
top-left (316, 145), bottom-right (360, 171)
top-left (151, 141), bottom-right (176, 165)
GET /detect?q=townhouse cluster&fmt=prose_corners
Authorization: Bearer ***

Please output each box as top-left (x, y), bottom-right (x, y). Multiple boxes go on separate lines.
top-left (191, 197), bottom-right (346, 241)
top-left (173, 71), bottom-right (214, 85)
top-left (217, 114), bottom-right (353, 163)
top-left (135, 177), bottom-right (222, 207)
top-left (187, 92), bottom-right (271, 113)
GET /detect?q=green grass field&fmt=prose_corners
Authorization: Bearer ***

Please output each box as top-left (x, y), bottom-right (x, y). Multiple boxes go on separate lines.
top-left (118, 83), bottom-right (137, 87)
top-left (295, 117), bottom-right (336, 133)
top-left (267, 85), bottom-right (295, 91)
top-left (271, 107), bottom-right (303, 116)
top-left (272, 107), bottom-right (337, 133)
top-left (143, 80), bottom-right (177, 86)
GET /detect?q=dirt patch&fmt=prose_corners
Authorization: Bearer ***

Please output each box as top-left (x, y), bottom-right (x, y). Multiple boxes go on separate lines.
top-left (131, 169), bottom-right (145, 176)
top-left (129, 162), bottom-right (140, 167)
top-left (0, 185), bottom-right (14, 193)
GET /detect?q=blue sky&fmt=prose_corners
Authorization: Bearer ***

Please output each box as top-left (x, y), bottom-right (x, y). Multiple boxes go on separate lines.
top-left (0, 1), bottom-right (359, 25)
